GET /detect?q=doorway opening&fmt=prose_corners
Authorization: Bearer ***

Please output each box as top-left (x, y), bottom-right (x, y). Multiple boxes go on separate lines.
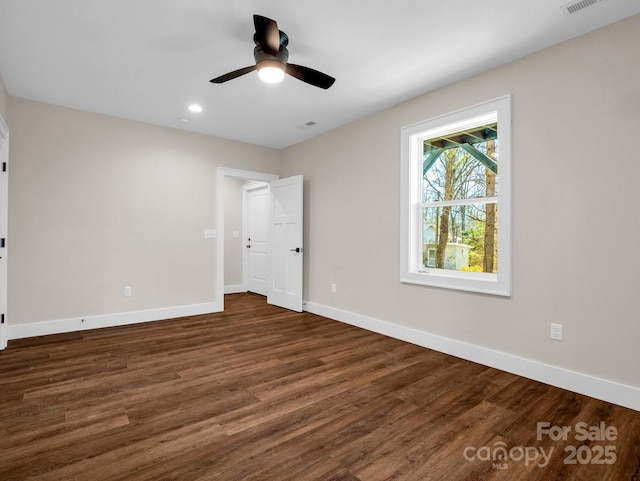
top-left (216, 168), bottom-right (278, 312)
top-left (216, 168), bottom-right (304, 313)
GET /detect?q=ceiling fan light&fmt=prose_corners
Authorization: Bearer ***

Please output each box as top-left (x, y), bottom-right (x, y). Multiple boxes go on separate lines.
top-left (258, 66), bottom-right (285, 84)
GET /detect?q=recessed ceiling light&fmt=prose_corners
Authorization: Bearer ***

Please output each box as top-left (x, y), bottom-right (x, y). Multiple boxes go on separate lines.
top-left (188, 104), bottom-right (203, 113)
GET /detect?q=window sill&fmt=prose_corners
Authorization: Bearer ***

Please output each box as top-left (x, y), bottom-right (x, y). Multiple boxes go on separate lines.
top-left (401, 270), bottom-right (510, 297)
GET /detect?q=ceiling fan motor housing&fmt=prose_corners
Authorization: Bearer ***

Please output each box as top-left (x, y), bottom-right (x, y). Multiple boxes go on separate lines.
top-left (254, 44), bottom-right (289, 71)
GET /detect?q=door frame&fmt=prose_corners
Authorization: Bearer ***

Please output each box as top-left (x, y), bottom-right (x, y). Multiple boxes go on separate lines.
top-left (0, 113), bottom-right (9, 350)
top-left (216, 168), bottom-right (278, 312)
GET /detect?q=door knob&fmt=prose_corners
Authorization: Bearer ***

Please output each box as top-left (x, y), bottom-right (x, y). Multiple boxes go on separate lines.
top-left (246, 244), bottom-right (251, 248)
top-left (290, 247), bottom-right (303, 253)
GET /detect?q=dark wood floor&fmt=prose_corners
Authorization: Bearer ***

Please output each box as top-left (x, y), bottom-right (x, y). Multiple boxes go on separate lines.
top-left (1, 293), bottom-right (639, 481)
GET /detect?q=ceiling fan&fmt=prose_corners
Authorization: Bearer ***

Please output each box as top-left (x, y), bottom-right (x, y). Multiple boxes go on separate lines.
top-left (210, 14), bottom-right (335, 89)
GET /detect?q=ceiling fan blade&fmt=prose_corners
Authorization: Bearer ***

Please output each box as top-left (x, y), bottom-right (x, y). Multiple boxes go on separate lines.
top-left (210, 65), bottom-right (257, 84)
top-left (253, 14), bottom-right (280, 55)
top-left (286, 64), bottom-right (336, 89)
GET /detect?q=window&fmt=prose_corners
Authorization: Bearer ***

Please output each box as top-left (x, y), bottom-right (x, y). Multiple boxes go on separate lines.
top-left (400, 96), bottom-right (511, 296)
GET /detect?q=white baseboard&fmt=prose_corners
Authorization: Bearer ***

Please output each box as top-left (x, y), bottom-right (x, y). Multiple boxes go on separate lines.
top-left (304, 301), bottom-right (640, 412)
top-left (224, 284), bottom-right (247, 294)
top-left (8, 301), bottom-right (220, 340)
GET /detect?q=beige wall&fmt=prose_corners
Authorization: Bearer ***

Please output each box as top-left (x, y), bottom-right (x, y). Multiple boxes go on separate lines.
top-left (281, 15), bottom-right (640, 388)
top-left (7, 98), bottom-right (280, 324)
top-left (224, 177), bottom-right (244, 287)
top-left (0, 71), bottom-right (8, 121)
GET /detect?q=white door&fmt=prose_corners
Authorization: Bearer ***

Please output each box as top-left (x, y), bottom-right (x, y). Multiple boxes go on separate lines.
top-left (267, 175), bottom-right (303, 312)
top-left (244, 182), bottom-right (269, 296)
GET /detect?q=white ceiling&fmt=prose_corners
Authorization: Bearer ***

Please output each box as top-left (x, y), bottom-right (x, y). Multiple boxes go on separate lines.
top-left (1, 1), bottom-right (639, 149)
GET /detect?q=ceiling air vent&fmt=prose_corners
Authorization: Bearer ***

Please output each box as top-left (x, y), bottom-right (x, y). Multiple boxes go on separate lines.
top-left (298, 120), bottom-right (318, 130)
top-left (562, 0), bottom-right (607, 15)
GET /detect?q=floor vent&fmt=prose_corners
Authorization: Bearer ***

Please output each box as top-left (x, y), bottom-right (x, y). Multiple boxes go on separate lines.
top-left (562, 0), bottom-right (606, 15)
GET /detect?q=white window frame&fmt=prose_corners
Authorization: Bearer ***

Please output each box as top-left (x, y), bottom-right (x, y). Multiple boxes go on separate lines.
top-left (400, 96), bottom-right (512, 296)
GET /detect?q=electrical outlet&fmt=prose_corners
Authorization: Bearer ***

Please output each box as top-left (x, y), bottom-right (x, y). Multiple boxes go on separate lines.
top-left (550, 323), bottom-right (563, 341)
top-left (331, 283), bottom-right (337, 294)
top-left (124, 286), bottom-right (132, 297)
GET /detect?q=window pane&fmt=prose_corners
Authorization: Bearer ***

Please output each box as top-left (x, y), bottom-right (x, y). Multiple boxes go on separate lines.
top-left (422, 139), bottom-right (498, 203)
top-left (422, 203), bottom-right (498, 273)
